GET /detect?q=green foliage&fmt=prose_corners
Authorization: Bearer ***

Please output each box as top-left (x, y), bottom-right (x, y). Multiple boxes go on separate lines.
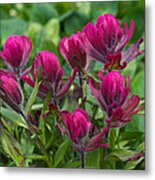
top-left (1, 107), bottom-right (28, 128)
top-left (25, 67), bottom-right (42, 115)
top-left (1, 128), bottom-right (26, 167)
top-left (124, 157), bottom-right (144, 170)
top-left (86, 149), bottom-right (101, 169)
top-left (54, 138), bottom-right (70, 167)
top-left (131, 71), bottom-right (144, 99)
top-left (126, 114), bottom-right (144, 132)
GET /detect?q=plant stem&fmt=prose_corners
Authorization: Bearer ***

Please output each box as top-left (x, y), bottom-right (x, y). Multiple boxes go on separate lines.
top-left (105, 124), bottom-right (110, 140)
top-left (21, 112), bottom-right (52, 167)
top-left (53, 92), bottom-right (58, 108)
top-left (78, 71), bottom-right (84, 98)
top-left (80, 150), bottom-right (85, 169)
top-left (19, 78), bottom-right (24, 89)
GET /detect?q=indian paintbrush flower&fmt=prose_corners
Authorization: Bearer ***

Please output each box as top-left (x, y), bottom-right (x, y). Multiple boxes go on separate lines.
top-left (82, 14), bottom-right (144, 70)
top-left (59, 32), bottom-right (91, 72)
top-left (22, 50), bottom-right (78, 105)
top-left (60, 33), bottom-right (92, 99)
top-left (58, 108), bottom-right (110, 151)
top-left (0, 35), bottom-right (32, 77)
top-left (89, 70), bottom-right (142, 127)
top-left (0, 70), bottom-right (23, 113)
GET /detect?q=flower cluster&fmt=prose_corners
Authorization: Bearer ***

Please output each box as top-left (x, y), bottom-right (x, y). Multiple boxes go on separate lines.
top-left (0, 13), bottom-right (144, 155)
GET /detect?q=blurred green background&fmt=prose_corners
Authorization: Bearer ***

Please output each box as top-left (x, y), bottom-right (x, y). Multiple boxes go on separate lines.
top-left (0, 1), bottom-right (144, 55)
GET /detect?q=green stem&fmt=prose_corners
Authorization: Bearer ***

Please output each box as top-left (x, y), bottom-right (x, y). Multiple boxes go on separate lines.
top-left (80, 150), bottom-right (85, 169)
top-left (21, 112), bottom-right (52, 167)
top-left (78, 71), bottom-right (84, 99)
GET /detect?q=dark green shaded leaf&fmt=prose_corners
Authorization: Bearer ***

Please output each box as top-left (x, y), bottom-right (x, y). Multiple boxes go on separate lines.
top-left (54, 138), bottom-right (70, 167)
top-left (86, 149), bottom-right (101, 169)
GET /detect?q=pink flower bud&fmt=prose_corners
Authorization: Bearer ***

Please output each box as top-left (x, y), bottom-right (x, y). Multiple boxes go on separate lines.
top-left (0, 70), bottom-right (23, 113)
top-left (59, 33), bottom-right (91, 71)
top-left (0, 35), bottom-right (32, 76)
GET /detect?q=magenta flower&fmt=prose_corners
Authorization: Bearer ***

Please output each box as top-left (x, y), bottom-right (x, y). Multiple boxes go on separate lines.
top-left (0, 35), bottom-right (32, 76)
top-left (89, 71), bottom-right (142, 127)
top-left (22, 50), bottom-right (78, 103)
top-left (0, 70), bottom-right (23, 113)
top-left (82, 14), bottom-right (144, 70)
top-left (58, 108), bottom-right (110, 151)
top-left (59, 33), bottom-right (91, 71)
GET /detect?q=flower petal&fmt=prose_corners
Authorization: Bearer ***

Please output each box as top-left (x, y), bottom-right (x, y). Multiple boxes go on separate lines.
top-left (57, 67), bottom-right (78, 98)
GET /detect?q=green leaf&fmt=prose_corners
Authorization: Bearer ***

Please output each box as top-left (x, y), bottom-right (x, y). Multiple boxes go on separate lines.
top-left (1, 107), bottom-right (28, 128)
top-left (25, 67), bottom-right (42, 115)
top-left (131, 71), bottom-right (144, 98)
top-left (107, 149), bottom-right (136, 162)
top-left (31, 104), bottom-right (43, 110)
top-left (90, 61), bottom-right (104, 72)
top-left (124, 157), bottom-right (144, 170)
top-left (86, 149), bottom-right (101, 169)
top-left (109, 128), bottom-right (119, 150)
top-left (39, 90), bottom-right (53, 145)
top-left (126, 114), bottom-right (144, 132)
top-left (0, 129), bottom-right (26, 167)
top-left (119, 131), bottom-right (144, 141)
top-left (21, 130), bottom-right (34, 154)
top-left (63, 160), bottom-right (80, 168)
top-left (136, 142), bottom-right (145, 152)
top-left (122, 60), bottom-right (137, 80)
top-left (54, 138), bottom-right (70, 167)
top-left (25, 154), bottom-right (46, 160)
